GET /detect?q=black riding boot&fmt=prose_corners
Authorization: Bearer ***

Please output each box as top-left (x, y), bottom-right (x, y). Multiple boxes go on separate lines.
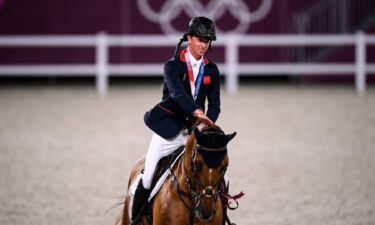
top-left (129, 179), bottom-right (151, 225)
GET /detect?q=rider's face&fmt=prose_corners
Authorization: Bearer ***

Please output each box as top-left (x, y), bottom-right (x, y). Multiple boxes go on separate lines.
top-left (187, 35), bottom-right (210, 60)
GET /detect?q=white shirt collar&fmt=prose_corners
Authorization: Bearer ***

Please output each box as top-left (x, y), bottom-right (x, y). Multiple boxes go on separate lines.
top-left (187, 47), bottom-right (203, 67)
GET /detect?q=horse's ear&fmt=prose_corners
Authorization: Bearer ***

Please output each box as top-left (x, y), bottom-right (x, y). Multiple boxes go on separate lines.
top-left (194, 128), bottom-right (204, 142)
top-left (225, 132), bottom-right (237, 144)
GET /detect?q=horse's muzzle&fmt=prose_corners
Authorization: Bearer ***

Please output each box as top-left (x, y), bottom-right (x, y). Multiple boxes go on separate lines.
top-left (195, 201), bottom-right (216, 221)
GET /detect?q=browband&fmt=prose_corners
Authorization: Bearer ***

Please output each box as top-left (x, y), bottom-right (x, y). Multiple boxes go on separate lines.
top-left (197, 145), bottom-right (227, 152)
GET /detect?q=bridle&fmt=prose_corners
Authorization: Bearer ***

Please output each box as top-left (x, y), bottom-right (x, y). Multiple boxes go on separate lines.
top-left (189, 145), bottom-right (227, 203)
top-left (169, 143), bottom-right (227, 222)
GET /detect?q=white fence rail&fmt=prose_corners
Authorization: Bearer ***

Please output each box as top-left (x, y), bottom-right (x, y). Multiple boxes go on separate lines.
top-left (0, 32), bottom-right (374, 96)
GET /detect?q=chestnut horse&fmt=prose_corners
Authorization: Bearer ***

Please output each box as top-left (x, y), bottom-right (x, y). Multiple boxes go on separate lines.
top-left (116, 124), bottom-right (236, 225)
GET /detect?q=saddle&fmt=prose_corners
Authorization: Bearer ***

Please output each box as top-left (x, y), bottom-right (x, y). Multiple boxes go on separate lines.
top-left (150, 145), bottom-right (185, 190)
top-left (130, 146), bottom-right (185, 199)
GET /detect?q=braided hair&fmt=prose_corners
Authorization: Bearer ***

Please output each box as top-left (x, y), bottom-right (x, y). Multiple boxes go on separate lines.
top-left (174, 37), bottom-right (186, 58)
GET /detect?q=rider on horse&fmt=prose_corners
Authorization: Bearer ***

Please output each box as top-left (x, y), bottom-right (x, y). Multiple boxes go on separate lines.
top-left (130, 16), bottom-right (235, 225)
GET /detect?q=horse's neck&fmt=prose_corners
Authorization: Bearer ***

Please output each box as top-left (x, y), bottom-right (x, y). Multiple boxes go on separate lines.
top-left (183, 133), bottom-right (196, 178)
top-left (185, 132), bottom-right (196, 158)
top-left (176, 155), bottom-right (190, 188)
top-left (172, 133), bottom-right (194, 192)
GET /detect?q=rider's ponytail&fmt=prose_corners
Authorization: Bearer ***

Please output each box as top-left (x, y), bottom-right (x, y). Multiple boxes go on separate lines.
top-left (174, 37), bottom-right (186, 58)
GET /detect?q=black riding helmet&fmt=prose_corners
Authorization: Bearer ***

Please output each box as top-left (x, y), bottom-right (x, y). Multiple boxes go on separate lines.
top-left (184, 16), bottom-right (216, 41)
top-left (174, 16), bottom-right (216, 57)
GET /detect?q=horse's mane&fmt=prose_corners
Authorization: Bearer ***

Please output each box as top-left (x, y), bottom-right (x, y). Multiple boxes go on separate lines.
top-left (203, 123), bottom-right (222, 132)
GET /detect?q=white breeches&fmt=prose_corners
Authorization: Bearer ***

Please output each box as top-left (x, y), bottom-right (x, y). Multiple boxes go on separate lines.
top-left (142, 130), bottom-right (189, 189)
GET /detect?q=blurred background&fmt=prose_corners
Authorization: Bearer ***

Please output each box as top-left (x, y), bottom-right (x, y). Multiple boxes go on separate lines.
top-left (0, 0), bottom-right (374, 225)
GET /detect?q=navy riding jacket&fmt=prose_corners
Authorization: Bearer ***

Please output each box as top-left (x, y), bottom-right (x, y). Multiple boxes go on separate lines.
top-left (144, 48), bottom-right (221, 139)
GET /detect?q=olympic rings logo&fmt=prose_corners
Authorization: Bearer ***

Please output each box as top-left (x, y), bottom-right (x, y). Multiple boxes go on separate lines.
top-left (137, 0), bottom-right (273, 34)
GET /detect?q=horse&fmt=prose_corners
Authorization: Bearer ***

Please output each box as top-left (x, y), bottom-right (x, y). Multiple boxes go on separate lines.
top-left (116, 124), bottom-right (237, 225)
